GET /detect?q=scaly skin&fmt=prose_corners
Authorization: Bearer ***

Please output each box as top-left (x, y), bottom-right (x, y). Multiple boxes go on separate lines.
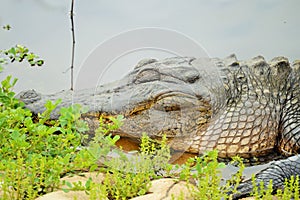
top-left (190, 56), bottom-right (296, 158)
top-left (17, 55), bottom-right (300, 197)
top-left (232, 155), bottom-right (300, 199)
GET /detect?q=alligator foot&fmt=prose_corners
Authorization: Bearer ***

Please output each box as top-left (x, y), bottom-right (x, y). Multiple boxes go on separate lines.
top-left (232, 155), bottom-right (300, 199)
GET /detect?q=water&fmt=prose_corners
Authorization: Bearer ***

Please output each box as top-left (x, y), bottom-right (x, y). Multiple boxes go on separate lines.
top-left (0, 0), bottom-right (299, 93)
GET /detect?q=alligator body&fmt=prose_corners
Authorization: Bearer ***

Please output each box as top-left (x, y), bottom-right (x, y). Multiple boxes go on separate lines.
top-left (17, 55), bottom-right (300, 198)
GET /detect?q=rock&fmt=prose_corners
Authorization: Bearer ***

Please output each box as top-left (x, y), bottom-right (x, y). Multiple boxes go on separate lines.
top-left (35, 173), bottom-right (278, 200)
top-left (36, 191), bottom-right (89, 200)
top-left (36, 172), bottom-right (106, 200)
top-left (131, 178), bottom-right (194, 200)
top-left (60, 172), bottom-right (105, 190)
top-left (36, 175), bottom-right (193, 200)
top-left (240, 197), bottom-right (278, 200)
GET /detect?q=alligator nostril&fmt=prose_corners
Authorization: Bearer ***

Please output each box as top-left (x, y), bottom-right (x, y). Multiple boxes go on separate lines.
top-left (16, 89), bottom-right (41, 104)
top-left (186, 75), bottom-right (199, 83)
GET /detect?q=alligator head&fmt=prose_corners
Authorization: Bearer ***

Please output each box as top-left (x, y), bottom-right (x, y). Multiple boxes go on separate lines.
top-left (17, 57), bottom-right (216, 152)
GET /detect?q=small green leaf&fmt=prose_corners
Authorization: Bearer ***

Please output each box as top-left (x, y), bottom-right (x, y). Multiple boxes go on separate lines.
top-left (89, 164), bottom-right (98, 172)
top-left (2, 24), bottom-right (11, 30)
top-left (112, 135), bottom-right (120, 144)
top-left (36, 60), bottom-right (44, 66)
top-left (10, 130), bottom-right (20, 140)
top-left (8, 47), bottom-right (16, 55)
top-left (64, 181), bottom-right (73, 189)
top-left (61, 188), bottom-right (70, 193)
top-left (85, 177), bottom-right (92, 189)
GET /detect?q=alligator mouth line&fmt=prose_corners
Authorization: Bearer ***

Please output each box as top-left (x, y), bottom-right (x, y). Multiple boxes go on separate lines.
top-left (128, 90), bottom-right (210, 116)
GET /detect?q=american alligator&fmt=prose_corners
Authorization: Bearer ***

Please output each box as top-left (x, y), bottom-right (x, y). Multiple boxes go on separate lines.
top-left (17, 55), bottom-right (300, 198)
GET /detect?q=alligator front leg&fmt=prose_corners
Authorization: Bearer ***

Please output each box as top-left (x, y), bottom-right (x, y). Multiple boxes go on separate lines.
top-left (232, 155), bottom-right (300, 199)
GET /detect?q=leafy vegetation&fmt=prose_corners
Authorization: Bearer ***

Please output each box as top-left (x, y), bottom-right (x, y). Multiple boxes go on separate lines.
top-left (0, 76), bottom-right (89, 199)
top-left (0, 45), bottom-right (44, 72)
top-left (250, 175), bottom-right (300, 200)
top-left (2, 24), bottom-right (11, 31)
top-left (64, 131), bottom-right (171, 199)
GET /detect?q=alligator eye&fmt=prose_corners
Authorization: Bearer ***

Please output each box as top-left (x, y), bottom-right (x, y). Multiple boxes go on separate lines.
top-left (153, 103), bottom-right (181, 112)
top-left (134, 69), bottom-right (160, 83)
top-left (230, 62), bottom-right (239, 67)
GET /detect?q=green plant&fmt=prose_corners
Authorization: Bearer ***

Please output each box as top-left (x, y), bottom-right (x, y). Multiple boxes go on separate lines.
top-left (72, 115), bottom-right (123, 172)
top-left (102, 134), bottom-right (170, 199)
top-left (0, 45), bottom-right (44, 71)
top-left (2, 24), bottom-right (11, 30)
top-left (0, 76), bottom-right (90, 199)
top-left (223, 156), bottom-right (245, 200)
top-left (139, 133), bottom-right (171, 174)
top-left (0, 75), bottom-right (20, 108)
top-left (65, 120), bottom-right (172, 200)
top-left (272, 175), bottom-right (299, 200)
top-left (250, 177), bottom-right (273, 200)
top-left (177, 150), bottom-right (227, 200)
top-left (89, 182), bottom-right (108, 200)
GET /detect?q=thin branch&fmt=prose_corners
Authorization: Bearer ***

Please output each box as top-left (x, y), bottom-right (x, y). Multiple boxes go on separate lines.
top-left (70, 0), bottom-right (75, 91)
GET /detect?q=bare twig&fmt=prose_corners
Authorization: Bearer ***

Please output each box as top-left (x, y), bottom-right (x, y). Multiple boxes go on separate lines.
top-left (70, 0), bottom-right (75, 91)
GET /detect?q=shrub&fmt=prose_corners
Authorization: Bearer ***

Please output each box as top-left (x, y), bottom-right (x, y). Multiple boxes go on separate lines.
top-left (0, 76), bottom-right (88, 199)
